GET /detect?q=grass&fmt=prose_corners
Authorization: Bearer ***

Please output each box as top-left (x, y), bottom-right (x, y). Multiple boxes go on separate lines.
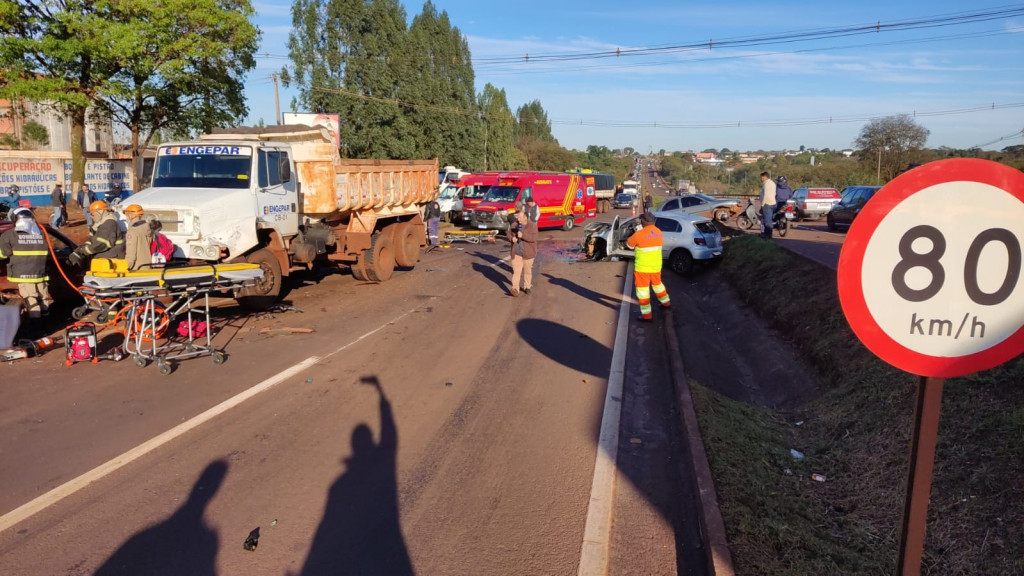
top-left (692, 234), bottom-right (1024, 575)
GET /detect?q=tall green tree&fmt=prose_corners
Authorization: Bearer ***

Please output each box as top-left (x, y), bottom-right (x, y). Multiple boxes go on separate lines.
top-left (478, 83), bottom-right (520, 170)
top-left (281, 0), bottom-right (358, 116)
top-left (403, 1), bottom-right (480, 168)
top-left (515, 100), bottom-right (554, 142)
top-left (855, 115), bottom-right (930, 183)
top-left (100, 0), bottom-right (259, 191)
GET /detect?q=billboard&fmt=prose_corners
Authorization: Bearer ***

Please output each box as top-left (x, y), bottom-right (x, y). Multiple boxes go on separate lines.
top-left (0, 154), bottom-right (134, 205)
top-left (282, 113), bottom-right (340, 149)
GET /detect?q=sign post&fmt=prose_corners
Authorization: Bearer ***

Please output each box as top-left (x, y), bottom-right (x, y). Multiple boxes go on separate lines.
top-left (837, 158), bottom-right (1024, 575)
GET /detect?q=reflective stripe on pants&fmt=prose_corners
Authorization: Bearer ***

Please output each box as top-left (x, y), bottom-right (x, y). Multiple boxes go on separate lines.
top-left (634, 270), bottom-right (670, 319)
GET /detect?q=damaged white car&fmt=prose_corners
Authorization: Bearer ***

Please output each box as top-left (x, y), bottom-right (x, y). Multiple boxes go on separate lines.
top-left (581, 212), bottom-right (724, 275)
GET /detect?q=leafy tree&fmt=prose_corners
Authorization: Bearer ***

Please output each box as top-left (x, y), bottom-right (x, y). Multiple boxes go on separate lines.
top-left (515, 100), bottom-right (554, 142)
top-left (100, 0), bottom-right (259, 190)
top-left (403, 1), bottom-right (480, 168)
top-left (281, 0), bottom-right (355, 115)
top-left (478, 83), bottom-right (520, 170)
top-left (516, 136), bottom-right (575, 171)
top-left (21, 119), bottom-right (49, 147)
top-left (854, 115), bottom-right (930, 182)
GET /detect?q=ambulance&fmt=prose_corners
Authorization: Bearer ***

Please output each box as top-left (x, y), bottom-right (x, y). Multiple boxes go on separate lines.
top-left (454, 172), bottom-right (502, 223)
top-left (468, 171), bottom-right (597, 231)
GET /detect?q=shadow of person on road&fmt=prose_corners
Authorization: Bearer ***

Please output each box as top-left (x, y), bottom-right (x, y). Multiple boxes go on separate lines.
top-left (540, 273), bottom-right (621, 310)
top-left (299, 376), bottom-right (413, 576)
top-left (92, 459), bottom-right (227, 576)
top-left (471, 261), bottom-right (509, 292)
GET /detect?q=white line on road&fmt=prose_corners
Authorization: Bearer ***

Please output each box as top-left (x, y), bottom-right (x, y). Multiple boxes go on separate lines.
top-left (0, 289), bottom-right (463, 535)
top-left (578, 261), bottom-right (634, 576)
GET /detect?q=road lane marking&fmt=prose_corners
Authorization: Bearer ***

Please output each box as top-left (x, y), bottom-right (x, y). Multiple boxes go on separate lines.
top-left (0, 356), bottom-right (321, 534)
top-left (578, 261), bottom-right (634, 575)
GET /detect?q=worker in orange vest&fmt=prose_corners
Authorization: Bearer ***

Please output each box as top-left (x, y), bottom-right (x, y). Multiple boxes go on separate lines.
top-left (626, 212), bottom-right (670, 320)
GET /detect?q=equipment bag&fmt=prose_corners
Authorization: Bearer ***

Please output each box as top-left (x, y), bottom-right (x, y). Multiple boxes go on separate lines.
top-left (65, 322), bottom-right (98, 366)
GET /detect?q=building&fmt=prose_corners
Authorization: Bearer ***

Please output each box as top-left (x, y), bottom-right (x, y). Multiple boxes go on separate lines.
top-left (0, 97), bottom-right (114, 154)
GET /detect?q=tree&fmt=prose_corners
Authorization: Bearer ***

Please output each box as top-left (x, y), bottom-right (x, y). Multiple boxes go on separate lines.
top-left (1, 0), bottom-right (258, 192)
top-left (516, 136), bottom-right (575, 171)
top-left (854, 115), bottom-right (929, 183)
top-left (515, 100), bottom-right (554, 142)
top-left (100, 0), bottom-right (259, 191)
top-left (478, 83), bottom-right (520, 170)
top-left (281, 0), bottom-right (355, 115)
top-left (403, 2), bottom-right (480, 167)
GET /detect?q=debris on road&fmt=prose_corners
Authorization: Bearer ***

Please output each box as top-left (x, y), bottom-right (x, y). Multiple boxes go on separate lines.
top-left (445, 381), bottom-right (453, 387)
top-left (630, 437), bottom-right (643, 445)
top-left (243, 527), bottom-right (260, 551)
top-left (259, 327), bottom-right (315, 336)
top-left (811, 473), bottom-right (826, 482)
top-left (790, 449), bottom-right (805, 460)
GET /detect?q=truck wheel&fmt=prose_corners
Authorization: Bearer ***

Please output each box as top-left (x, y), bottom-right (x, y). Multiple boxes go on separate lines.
top-left (350, 255), bottom-right (369, 281)
top-left (394, 223), bottom-right (421, 267)
top-left (238, 248), bottom-right (282, 310)
top-left (364, 233), bottom-right (395, 282)
top-left (562, 217), bottom-right (575, 232)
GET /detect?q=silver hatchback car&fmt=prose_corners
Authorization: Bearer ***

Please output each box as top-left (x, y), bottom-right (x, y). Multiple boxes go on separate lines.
top-left (581, 211), bottom-right (723, 275)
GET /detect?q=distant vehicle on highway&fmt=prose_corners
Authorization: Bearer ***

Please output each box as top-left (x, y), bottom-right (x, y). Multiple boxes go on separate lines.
top-left (612, 192), bottom-right (638, 209)
top-left (581, 211), bottom-right (723, 275)
top-left (827, 186), bottom-right (883, 230)
top-left (789, 187), bottom-right (841, 221)
top-left (655, 193), bottom-right (740, 223)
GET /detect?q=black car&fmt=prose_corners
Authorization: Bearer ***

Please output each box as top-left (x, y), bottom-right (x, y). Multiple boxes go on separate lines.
top-left (611, 192), bottom-right (637, 209)
top-left (827, 186), bottom-right (882, 230)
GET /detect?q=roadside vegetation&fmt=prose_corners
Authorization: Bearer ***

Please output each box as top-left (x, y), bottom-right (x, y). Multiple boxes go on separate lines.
top-left (690, 234), bottom-right (1024, 575)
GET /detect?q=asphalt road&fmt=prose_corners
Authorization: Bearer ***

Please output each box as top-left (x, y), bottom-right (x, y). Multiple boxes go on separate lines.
top-left (0, 218), bottom-right (704, 575)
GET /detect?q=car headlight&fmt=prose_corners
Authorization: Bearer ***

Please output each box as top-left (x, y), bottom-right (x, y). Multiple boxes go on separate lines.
top-left (192, 245), bottom-right (205, 257)
top-left (204, 246), bottom-right (219, 259)
top-left (498, 209), bottom-right (509, 216)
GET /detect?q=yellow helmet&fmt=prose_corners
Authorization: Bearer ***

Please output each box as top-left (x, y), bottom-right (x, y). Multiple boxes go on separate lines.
top-left (89, 200), bottom-right (109, 213)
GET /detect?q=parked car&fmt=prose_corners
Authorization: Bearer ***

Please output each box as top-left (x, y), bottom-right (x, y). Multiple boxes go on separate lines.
top-left (612, 192), bottom-right (638, 209)
top-left (656, 193), bottom-right (740, 222)
top-left (789, 187), bottom-right (841, 221)
top-left (0, 222), bottom-right (81, 305)
top-left (581, 211), bottom-right (723, 275)
top-left (827, 186), bottom-right (882, 231)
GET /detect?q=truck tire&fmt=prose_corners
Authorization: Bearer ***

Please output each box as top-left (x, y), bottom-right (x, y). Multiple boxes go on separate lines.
top-left (364, 233), bottom-right (395, 282)
top-left (350, 255), bottom-right (369, 281)
top-left (238, 248), bottom-right (282, 309)
top-left (394, 222), bottom-right (421, 267)
top-left (562, 216), bottom-right (575, 231)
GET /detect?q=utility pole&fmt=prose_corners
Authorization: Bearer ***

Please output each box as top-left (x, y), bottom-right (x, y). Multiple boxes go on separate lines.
top-left (876, 147), bottom-right (882, 184)
top-left (272, 73), bottom-right (281, 125)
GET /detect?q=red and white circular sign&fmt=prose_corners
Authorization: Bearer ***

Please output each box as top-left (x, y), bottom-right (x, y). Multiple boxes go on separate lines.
top-left (837, 158), bottom-right (1024, 377)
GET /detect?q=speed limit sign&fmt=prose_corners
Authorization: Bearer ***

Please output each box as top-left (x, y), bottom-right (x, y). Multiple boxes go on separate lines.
top-left (838, 158), bottom-right (1024, 377)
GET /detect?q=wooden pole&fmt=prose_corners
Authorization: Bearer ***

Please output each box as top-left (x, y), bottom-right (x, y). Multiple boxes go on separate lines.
top-left (896, 375), bottom-right (944, 575)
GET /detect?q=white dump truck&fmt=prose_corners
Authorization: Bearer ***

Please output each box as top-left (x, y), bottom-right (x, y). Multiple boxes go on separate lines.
top-left (129, 125), bottom-right (438, 306)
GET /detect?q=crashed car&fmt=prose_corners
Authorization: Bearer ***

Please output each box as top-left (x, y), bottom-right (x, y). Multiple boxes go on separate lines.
top-left (656, 193), bottom-right (741, 223)
top-left (581, 211), bottom-right (723, 275)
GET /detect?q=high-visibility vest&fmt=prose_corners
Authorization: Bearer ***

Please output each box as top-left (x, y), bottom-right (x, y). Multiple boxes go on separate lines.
top-left (628, 224), bottom-right (663, 273)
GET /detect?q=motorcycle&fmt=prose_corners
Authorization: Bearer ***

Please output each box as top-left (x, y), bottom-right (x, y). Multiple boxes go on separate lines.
top-left (735, 199), bottom-right (794, 237)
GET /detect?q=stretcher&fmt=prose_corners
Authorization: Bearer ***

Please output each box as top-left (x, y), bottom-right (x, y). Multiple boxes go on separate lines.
top-left (443, 229), bottom-right (500, 244)
top-left (78, 260), bottom-right (263, 374)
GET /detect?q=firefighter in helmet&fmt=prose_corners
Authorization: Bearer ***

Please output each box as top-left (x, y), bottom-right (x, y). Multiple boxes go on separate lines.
top-left (69, 200), bottom-right (125, 267)
top-left (0, 207), bottom-right (51, 318)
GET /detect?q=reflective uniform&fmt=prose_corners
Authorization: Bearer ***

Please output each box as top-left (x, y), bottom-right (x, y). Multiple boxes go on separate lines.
top-left (626, 222), bottom-right (670, 319)
top-left (0, 226), bottom-right (50, 317)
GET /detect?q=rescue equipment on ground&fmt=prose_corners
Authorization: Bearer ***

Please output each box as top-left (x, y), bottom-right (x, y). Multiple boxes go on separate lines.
top-left (65, 322), bottom-right (99, 365)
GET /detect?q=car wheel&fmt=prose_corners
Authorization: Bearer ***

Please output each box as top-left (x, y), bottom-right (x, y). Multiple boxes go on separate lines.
top-left (563, 217), bottom-right (575, 231)
top-left (827, 213), bottom-right (837, 231)
top-left (714, 209), bottom-right (730, 223)
top-left (669, 249), bottom-right (695, 275)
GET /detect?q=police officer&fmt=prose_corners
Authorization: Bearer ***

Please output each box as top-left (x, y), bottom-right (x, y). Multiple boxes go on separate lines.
top-left (69, 200), bottom-right (125, 267)
top-left (0, 207), bottom-right (51, 318)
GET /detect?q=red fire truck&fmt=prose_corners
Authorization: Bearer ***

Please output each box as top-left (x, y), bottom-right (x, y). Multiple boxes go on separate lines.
top-left (468, 171), bottom-right (596, 231)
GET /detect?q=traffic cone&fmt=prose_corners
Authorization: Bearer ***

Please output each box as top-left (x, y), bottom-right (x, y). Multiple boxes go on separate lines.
top-left (632, 203), bottom-right (636, 217)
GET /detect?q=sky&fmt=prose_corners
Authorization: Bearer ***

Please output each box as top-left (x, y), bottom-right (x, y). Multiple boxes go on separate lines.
top-left (244, 0), bottom-right (1024, 154)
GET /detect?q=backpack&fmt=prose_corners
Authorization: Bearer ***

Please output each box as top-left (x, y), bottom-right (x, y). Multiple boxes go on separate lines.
top-left (150, 233), bottom-right (175, 264)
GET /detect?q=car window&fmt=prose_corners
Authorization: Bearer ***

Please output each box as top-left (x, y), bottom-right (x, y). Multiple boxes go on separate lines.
top-left (793, 189), bottom-right (806, 200)
top-left (655, 217), bottom-right (682, 233)
top-left (661, 199), bottom-right (679, 211)
top-left (679, 197), bottom-right (702, 208)
top-left (838, 189), bottom-right (858, 207)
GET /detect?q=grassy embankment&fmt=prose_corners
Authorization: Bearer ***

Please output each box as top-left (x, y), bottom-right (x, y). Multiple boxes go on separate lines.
top-left (691, 235), bottom-right (1024, 575)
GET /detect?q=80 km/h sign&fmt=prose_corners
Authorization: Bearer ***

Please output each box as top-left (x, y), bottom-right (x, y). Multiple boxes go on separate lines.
top-left (838, 158), bottom-right (1024, 378)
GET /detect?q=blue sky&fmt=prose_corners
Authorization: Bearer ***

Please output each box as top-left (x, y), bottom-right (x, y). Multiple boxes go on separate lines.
top-left (245, 0), bottom-right (1024, 153)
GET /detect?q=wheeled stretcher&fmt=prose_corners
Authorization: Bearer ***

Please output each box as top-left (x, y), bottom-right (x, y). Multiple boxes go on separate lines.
top-left (79, 260), bottom-right (264, 374)
top-left (443, 229), bottom-right (500, 244)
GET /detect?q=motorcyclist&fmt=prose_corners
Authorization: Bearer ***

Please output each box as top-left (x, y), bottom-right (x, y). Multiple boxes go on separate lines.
top-left (775, 175), bottom-right (793, 213)
top-left (1, 184), bottom-right (20, 216)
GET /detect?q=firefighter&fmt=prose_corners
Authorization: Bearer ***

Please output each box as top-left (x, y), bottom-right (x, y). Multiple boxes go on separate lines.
top-left (69, 200), bottom-right (125, 267)
top-left (0, 207), bottom-right (51, 318)
top-left (122, 204), bottom-right (153, 270)
top-left (625, 211), bottom-right (670, 320)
